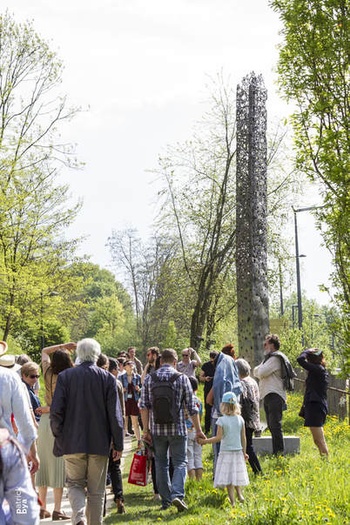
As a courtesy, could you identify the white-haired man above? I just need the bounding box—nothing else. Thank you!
[50,338,124,525]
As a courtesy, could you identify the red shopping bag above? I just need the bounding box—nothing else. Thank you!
[128,451,148,486]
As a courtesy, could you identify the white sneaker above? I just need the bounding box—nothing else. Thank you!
[172,498,188,512]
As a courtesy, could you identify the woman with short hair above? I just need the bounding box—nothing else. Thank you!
[21,362,41,424]
[235,358,262,474]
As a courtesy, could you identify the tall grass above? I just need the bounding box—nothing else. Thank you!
[105,392,350,524]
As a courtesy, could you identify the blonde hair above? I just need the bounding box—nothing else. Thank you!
[220,401,241,416]
[21,362,40,377]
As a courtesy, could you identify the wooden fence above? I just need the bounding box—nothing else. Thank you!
[294,367,349,423]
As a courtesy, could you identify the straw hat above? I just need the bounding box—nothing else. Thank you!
[0,353,22,372]
[0,341,8,356]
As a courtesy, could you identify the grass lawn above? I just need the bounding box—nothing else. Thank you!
[104,392,350,524]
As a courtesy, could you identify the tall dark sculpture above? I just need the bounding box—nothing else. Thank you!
[236,73,269,366]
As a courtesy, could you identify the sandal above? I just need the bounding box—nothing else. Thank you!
[40,508,51,519]
[52,510,70,521]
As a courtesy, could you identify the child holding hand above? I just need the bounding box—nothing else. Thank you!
[198,391,249,506]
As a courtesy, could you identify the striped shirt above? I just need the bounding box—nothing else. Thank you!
[140,364,199,437]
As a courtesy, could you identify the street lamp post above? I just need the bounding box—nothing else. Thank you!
[292,304,298,328]
[293,208,304,331]
[292,205,323,341]
[278,259,284,317]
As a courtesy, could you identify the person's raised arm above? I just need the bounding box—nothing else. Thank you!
[190,348,202,367]
[42,342,77,365]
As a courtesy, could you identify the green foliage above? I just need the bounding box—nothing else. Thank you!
[155,77,238,350]
[0,11,82,342]
[270,0,350,371]
[270,293,343,370]
[66,262,137,352]
[160,321,178,350]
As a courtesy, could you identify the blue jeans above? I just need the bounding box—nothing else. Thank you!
[152,435,187,506]
[0,437,40,525]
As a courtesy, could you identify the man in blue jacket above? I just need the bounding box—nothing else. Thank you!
[50,338,124,525]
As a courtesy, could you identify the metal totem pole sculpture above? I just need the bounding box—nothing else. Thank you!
[236,72,269,366]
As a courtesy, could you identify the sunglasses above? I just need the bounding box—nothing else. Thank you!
[182,354,189,357]
[29,375,40,379]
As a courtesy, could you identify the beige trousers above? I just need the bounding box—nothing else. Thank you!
[64,453,108,525]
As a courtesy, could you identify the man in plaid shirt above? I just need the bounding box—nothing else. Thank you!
[140,348,205,512]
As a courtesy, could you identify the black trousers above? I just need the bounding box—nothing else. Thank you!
[204,402,212,434]
[108,448,123,501]
[245,426,262,474]
[264,393,285,455]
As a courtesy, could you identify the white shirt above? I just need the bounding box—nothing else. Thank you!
[253,354,286,401]
[0,366,37,453]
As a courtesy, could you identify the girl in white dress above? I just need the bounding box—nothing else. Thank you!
[199,391,249,506]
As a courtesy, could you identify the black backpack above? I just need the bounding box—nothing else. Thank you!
[150,371,182,424]
[272,351,297,392]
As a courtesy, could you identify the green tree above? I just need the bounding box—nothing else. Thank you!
[108,229,181,349]
[155,79,238,350]
[270,0,350,371]
[0,12,81,341]
[155,77,302,351]
[67,262,136,352]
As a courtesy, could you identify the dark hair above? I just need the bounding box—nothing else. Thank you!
[221,343,235,358]
[96,353,109,368]
[155,355,162,370]
[117,351,128,358]
[189,376,198,392]
[307,349,326,367]
[209,350,218,359]
[51,350,74,375]
[160,348,178,364]
[147,346,160,357]
[108,357,118,373]
[265,333,280,350]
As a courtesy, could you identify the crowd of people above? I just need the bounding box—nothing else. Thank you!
[0,333,329,524]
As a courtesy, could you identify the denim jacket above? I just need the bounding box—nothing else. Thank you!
[212,353,242,414]
[120,372,142,402]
